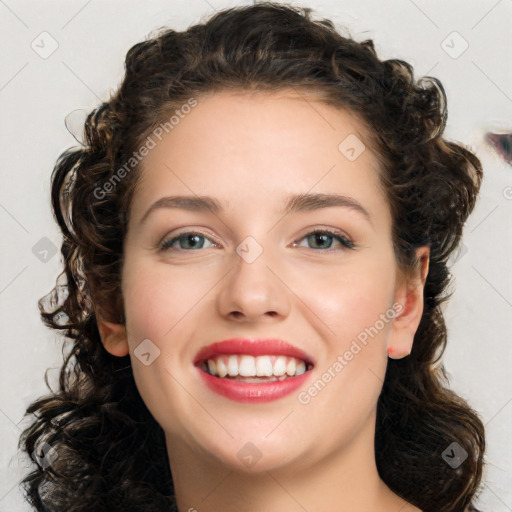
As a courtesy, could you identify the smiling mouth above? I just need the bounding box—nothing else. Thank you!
[198,354,314,383]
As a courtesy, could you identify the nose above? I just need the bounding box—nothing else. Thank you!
[216,245,291,323]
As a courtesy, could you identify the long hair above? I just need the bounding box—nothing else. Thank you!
[19,3,485,511]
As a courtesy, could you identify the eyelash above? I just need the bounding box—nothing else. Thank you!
[158,229,356,253]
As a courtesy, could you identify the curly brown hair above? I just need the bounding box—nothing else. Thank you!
[19,3,485,511]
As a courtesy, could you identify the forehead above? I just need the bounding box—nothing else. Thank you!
[164,88,374,154]
[131,89,387,220]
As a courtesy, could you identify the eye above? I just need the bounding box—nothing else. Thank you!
[294,229,355,251]
[159,232,217,251]
[158,229,355,253]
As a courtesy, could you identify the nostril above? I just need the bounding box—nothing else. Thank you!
[228,310,278,320]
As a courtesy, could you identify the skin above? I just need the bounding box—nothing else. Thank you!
[98,89,429,512]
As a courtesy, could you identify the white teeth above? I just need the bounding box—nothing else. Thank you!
[273,356,287,376]
[286,358,296,376]
[207,359,217,376]
[227,355,238,376]
[204,355,309,378]
[295,360,306,375]
[256,355,273,377]
[239,355,256,377]
[217,357,228,378]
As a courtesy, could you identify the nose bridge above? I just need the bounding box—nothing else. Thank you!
[216,234,290,320]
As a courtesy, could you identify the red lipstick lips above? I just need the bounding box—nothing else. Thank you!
[194,338,314,403]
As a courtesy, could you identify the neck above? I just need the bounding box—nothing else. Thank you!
[165,414,419,512]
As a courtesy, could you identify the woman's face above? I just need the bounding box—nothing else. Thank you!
[109,90,425,474]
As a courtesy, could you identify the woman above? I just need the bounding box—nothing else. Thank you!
[19,3,485,511]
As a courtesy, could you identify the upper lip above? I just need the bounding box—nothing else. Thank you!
[194,338,315,366]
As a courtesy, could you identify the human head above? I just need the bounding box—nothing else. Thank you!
[20,3,484,512]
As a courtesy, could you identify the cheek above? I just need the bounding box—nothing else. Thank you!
[298,253,397,343]
[122,258,213,341]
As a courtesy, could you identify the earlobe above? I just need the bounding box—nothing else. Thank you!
[97,316,129,357]
[388,246,430,360]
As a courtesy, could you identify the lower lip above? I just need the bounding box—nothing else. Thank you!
[197,367,312,403]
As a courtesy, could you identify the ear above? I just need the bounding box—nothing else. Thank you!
[97,313,129,357]
[388,246,430,359]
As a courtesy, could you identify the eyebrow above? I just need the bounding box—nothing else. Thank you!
[139,195,222,225]
[138,192,372,226]
[283,192,372,224]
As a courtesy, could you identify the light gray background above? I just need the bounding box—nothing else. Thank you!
[1,0,511,510]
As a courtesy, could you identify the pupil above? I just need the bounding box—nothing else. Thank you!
[312,234,331,249]
[185,235,201,248]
